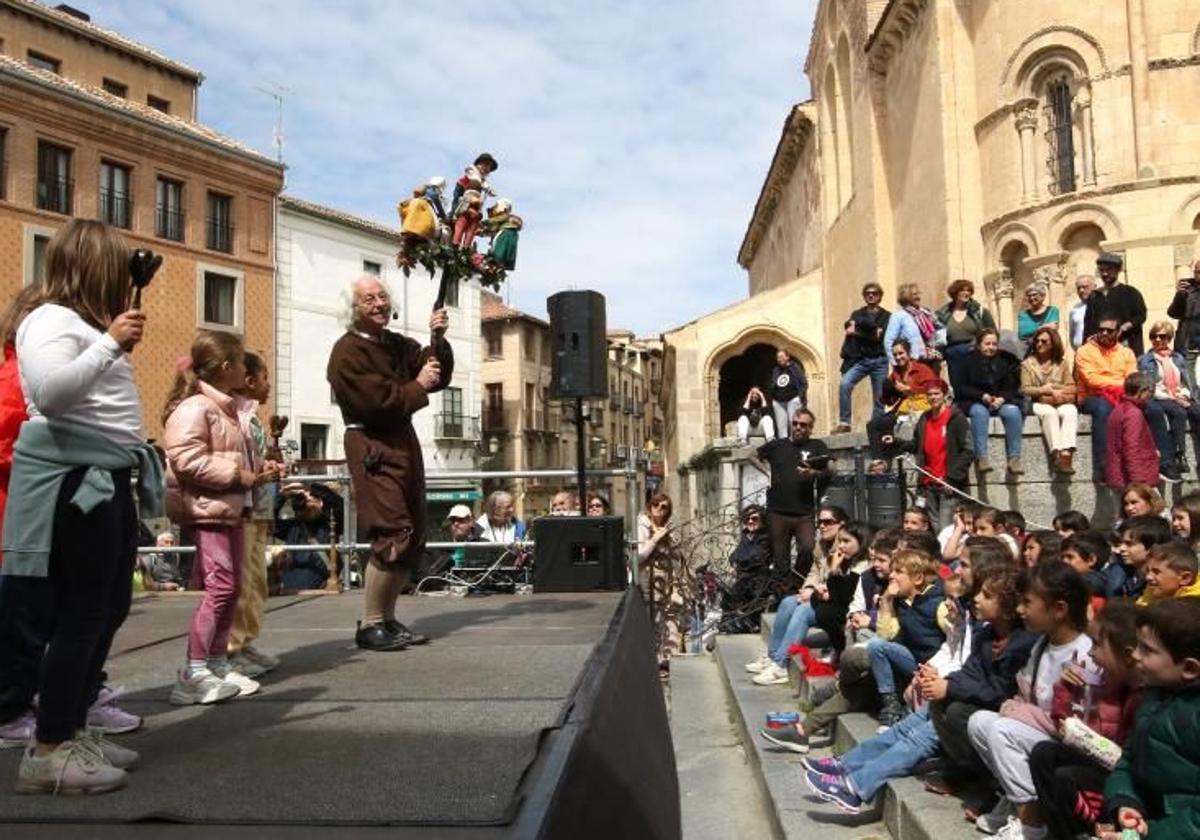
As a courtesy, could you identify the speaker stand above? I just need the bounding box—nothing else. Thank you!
[575,396,588,517]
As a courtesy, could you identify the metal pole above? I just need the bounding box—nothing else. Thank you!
[341,463,355,591]
[625,445,638,587]
[576,396,588,517]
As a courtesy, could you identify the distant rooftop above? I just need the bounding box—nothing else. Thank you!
[482,291,547,327]
[0,54,278,167]
[280,195,402,242]
[7,0,203,81]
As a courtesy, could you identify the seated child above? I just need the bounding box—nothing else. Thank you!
[1138,542,1200,605]
[1102,597,1200,839]
[966,561,1094,835]
[802,557,1035,814]
[938,502,979,560]
[867,549,951,728]
[1112,515,1172,601]
[758,528,899,753]
[1053,510,1090,540]
[1061,530,1112,609]
[1027,600,1142,840]
[1021,531,1062,568]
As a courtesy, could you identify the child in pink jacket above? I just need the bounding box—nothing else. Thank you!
[162,332,273,706]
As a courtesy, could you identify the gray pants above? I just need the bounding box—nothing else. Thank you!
[772,397,802,439]
[967,709,1053,804]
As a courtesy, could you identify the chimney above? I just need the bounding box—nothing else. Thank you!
[54,4,91,22]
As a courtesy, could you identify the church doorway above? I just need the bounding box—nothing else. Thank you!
[717,342,780,436]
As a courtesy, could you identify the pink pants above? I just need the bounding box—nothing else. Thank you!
[186,525,244,662]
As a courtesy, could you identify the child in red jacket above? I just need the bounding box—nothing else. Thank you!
[1105,373,1160,490]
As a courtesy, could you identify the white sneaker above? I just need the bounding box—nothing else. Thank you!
[169,669,239,706]
[994,817,1041,840]
[15,740,127,795]
[241,645,280,672]
[77,728,139,770]
[211,663,260,697]
[752,662,790,686]
[977,798,1015,835]
[744,654,772,674]
[227,652,267,678]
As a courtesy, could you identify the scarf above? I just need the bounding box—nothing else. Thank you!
[907,305,937,342]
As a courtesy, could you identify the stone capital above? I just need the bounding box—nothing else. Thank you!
[989,269,1016,300]
[1073,86,1092,109]
[1013,98,1040,132]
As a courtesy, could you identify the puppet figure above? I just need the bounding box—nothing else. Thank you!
[451,153,498,213]
[489,214,522,271]
[452,190,483,250]
[423,176,448,229]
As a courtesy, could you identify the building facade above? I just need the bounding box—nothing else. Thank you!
[277,195,483,524]
[663,0,1200,514]
[0,0,284,439]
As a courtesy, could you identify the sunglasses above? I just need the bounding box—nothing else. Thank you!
[1151,333,1170,340]
[817,518,839,526]
[1097,327,1119,334]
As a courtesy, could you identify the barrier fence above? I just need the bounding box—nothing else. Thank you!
[138,458,647,591]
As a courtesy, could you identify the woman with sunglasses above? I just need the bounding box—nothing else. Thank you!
[636,493,690,665]
[725,505,772,633]
[1137,320,1200,482]
[1020,325,1077,474]
[586,494,610,516]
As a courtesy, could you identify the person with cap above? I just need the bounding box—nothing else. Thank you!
[1076,314,1138,481]
[1069,275,1095,350]
[444,504,483,568]
[834,282,891,434]
[1084,252,1147,356]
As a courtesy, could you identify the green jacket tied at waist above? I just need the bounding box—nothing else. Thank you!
[2,420,164,577]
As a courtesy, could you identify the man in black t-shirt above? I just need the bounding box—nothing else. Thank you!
[748,409,833,584]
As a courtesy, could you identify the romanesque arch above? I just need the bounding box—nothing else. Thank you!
[1047,203,1123,248]
[1001,27,1108,97]
[987,221,1040,266]
[704,326,824,439]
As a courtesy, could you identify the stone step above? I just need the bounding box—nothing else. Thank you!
[716,632,980,840]
[669,655,777,840]
[713,634,889,840]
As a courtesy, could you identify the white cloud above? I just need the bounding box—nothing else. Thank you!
[87,0,815,333]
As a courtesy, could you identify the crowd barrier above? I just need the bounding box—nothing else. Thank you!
[137,461,647,590]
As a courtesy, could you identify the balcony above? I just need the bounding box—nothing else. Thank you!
[37,176,72,215]
[482,407,507,432]
[634,404,644,418]
[434,414,480,441]
[99,189,131,229]
[650,376,662,396]
[157,206,185,242]
[622,396,635,415]
[206,217,234,253]
[609,394,620,410]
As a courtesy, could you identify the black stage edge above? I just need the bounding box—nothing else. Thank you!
[512,588,681,840]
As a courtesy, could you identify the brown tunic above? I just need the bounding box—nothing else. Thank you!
[326,330,454,569]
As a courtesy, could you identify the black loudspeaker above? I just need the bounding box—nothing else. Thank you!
[533,515,627,592]
[548,290,608,399]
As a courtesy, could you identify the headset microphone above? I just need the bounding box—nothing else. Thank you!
[391,310,398,320]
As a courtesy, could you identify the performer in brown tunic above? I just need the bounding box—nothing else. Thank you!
[327,275,453,651]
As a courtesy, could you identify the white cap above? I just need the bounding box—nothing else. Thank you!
[446,504,473,521]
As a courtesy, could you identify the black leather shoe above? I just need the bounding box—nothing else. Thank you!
[384,619,429,646]
[356,622,409,651]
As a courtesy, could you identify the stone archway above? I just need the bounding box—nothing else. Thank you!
[704,327,826,439]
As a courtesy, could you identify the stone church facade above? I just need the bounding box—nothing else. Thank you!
[662,0,1200,509]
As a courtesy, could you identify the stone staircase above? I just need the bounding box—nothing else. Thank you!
[706,613,980,840]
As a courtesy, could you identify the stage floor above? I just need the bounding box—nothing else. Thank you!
[0,590,624,837]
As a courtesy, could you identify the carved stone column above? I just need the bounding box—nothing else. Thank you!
[987,269,1017,331]
[1014,99,1040,203]
[1074,86,1095,186]
[1033,257,1071,341]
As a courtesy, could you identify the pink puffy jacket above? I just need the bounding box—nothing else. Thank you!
[163,380,257,526]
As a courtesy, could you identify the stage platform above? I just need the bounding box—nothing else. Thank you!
[0,589,675,839]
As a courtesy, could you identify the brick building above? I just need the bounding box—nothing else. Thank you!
[0,0,284,439]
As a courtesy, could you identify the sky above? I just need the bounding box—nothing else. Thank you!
[86,1,816,335]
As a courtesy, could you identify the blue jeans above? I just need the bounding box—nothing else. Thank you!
[944,343,973,397]
[839,357,888,425]
[967,402,1023,459]
[867,637,918,695]
[1145,399,1200,466]
[1080,396,1114,475]
[767,596,817,666]
[842,706,940,800]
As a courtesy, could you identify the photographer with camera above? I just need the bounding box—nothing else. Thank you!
[1166,260,1200,392]
[273,482,343,592]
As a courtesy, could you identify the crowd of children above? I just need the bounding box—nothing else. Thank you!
[749,497,1200,840]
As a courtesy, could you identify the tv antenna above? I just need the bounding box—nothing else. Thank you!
[256,82,294,164]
